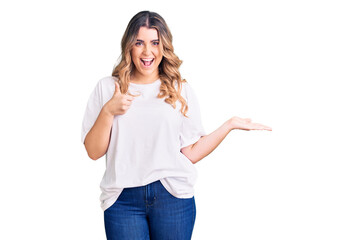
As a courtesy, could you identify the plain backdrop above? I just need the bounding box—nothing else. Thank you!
[0,0,358,239]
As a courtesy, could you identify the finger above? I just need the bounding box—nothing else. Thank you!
[264,125,272,131]
[123,100,132,106]
[253,123,272,131]
[249,123,264,130]
[259,124,272,130]
[114,81,120,94]
[124,94,135,101]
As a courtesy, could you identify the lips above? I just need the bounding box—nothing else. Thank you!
[140,58,154,67]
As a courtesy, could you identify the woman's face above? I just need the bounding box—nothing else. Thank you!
[130,27,163,79]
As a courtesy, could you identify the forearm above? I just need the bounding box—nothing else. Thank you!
[84,104,114,160]
[190,120,233,164]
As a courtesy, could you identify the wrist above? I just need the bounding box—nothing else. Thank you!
[103,103,114,117]
[224,118,234,132]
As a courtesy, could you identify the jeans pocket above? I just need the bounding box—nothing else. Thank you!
[158,179,194,200]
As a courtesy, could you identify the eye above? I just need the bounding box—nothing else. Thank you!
[135,42,143,46]
[153,42,159,46]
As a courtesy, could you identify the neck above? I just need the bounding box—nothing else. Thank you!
[130,72,160,84]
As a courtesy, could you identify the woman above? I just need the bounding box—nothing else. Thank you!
[81,10,272,240]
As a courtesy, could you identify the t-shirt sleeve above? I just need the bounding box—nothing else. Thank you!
[81,80,103,144]
[179,83,207,149]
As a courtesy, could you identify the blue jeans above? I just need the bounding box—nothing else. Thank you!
[104,179,196,240]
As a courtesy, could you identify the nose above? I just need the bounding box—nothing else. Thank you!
[143,44,152,55]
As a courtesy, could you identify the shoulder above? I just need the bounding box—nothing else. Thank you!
[90,76,117,103]
[178,80,192,93]
[179,80,197,98]
[96,76,117,87]
[93,76,117,93]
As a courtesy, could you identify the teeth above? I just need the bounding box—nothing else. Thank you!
[141,58,154,62]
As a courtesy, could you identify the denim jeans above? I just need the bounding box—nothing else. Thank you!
[104,179,196,240]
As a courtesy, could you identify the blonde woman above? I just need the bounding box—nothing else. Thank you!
[81,10,272,240]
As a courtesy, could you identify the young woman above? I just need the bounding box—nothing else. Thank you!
[81,10,272,240]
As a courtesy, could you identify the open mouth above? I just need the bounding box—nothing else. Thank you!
[140,58,154,67]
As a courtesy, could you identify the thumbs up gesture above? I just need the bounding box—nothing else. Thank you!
[104,81,135,116]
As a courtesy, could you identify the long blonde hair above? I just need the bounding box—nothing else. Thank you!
[112,10,189,117]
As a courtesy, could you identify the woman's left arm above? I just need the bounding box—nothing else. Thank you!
[181,116,272,164]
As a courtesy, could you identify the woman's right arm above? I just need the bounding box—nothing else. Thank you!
[84,104,114,160]
[84,81,134,160]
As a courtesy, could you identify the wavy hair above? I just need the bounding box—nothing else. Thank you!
[111,10,189,117]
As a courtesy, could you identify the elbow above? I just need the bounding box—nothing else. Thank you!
[187,149,201,164]
[181,145,200,164]
[186,155,197,164]
[86,149,105,161]
[184,153,200,164]
[188,152,204,164]
[88,153,100,161]
[190,157,200,164]
[84,142,104,161]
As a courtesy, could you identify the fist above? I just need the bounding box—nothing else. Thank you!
[105,81,135,116]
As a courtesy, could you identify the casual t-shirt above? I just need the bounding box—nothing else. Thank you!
[81,76,206,211]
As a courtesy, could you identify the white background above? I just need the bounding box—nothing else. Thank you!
[1,0,358,239]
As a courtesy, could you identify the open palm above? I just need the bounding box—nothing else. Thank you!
[229,116,272,131]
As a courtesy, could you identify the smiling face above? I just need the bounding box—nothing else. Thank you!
[130,27,163,82]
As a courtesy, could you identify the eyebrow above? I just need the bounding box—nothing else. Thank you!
[136,39,159,42]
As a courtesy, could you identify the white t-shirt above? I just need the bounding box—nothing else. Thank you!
[81,76,206,211]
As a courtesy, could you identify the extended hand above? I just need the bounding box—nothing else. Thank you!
[229,116,272,131]
[104,80,135,116]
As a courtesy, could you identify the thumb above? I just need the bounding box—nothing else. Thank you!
[114,81,120,94]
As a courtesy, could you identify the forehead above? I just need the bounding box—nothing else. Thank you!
[136,27,159,40]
